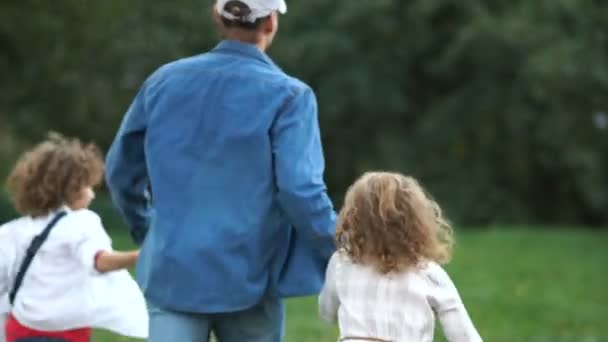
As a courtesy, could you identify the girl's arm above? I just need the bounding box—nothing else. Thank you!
[71,210,137,273]
[438,308,481,342]
[94,250,139,273]
[425,263,483,342]
[318,253,340,323]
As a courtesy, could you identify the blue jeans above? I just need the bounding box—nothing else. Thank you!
[148,297,285,342]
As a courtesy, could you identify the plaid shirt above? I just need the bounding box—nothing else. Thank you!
[319,252,482,342]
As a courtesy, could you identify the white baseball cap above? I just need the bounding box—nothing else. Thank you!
[216,0,287,23]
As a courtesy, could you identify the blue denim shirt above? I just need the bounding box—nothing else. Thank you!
[105,40,337,313]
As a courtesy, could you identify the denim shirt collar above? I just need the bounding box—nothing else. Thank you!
[212,40,280,70]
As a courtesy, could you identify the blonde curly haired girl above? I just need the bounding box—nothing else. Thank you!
[319,172,482,342]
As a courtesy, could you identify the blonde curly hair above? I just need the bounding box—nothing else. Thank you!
[336,172,453,274]
[6,133,104,217]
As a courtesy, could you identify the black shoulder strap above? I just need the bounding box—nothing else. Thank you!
[9,211,67,305]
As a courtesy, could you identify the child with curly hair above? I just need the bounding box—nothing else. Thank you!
[0,134,147,342]
[319,172,482,342]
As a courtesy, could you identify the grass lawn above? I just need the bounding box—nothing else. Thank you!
[92,226,608,342]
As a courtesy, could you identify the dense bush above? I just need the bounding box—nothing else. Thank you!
[1,0,606,226]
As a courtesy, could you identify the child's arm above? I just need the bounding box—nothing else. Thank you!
[71,210,137,274]
[426,263,482,342]
[94,250,139,273]
[318,252,340,323]
[438,307,481,342]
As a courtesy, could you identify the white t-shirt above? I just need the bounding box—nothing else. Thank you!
[0,312,6,342]
[0,208,148,338]
[0,294,8,315]
[0,295,7,342]
[319,252,482,342]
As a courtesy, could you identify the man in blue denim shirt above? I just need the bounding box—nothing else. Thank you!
[105,0,336,341]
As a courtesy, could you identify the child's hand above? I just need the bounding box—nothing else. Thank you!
[94,250,139,273]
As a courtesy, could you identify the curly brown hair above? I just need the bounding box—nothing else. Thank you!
[336,172,453,274]
[6,133,104,217]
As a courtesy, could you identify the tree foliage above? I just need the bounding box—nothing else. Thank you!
[1,0,607,226]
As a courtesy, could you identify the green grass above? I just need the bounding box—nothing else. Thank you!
[93,227,608,342]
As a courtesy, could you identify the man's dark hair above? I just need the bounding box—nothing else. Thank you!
[220,0,270,30]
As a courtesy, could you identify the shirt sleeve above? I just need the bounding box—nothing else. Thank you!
[105,84,151,246]
[425,263,483,342]
[270,85,337,260]
[71,211,113,272]
[318,252,340,323]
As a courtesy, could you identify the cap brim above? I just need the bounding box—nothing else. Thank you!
[278,0,287,14]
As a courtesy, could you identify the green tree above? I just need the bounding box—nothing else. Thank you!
[1,0,606,225]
